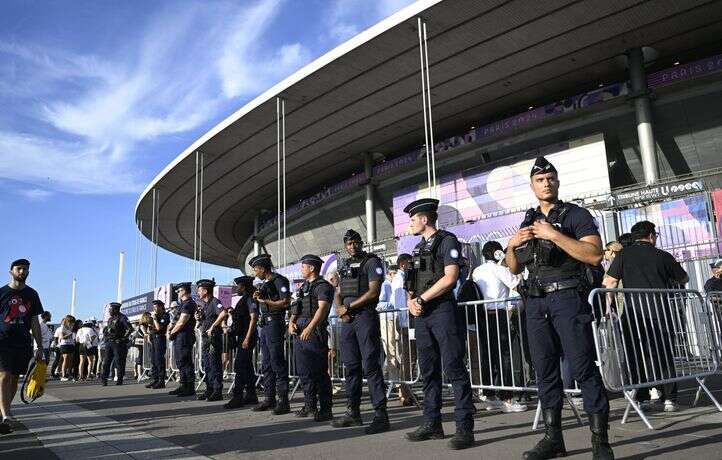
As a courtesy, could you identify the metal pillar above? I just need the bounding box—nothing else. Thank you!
[117,252,125,303]
[70,278,77,317]
[627,47,658,185]
[364,152,376,245]
[253,214,262,257]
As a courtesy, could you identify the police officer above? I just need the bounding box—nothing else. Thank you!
[145,300,170,389]
[288,254,335,422]
[168,282,197,397]
[332,229,389,434]
[506,157,613,460]
[101,302,133,386]
[250,254,292,415]
[196,279,225,401]
[223,276,260,409]
[401,199,474,450]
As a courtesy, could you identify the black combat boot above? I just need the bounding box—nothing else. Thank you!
[152,381,165,389]
[176,384,196,397]
[253,398,276,412]
[145,380,158,389]
[406,420,445,442]
[448,426,474,450]
[101,379,108,387]
[523,409,567,460]
[590,412,614,460]
[364,410,390,434]
[168,384,183,395]
[331,406,363,428]
[243,391,259,405]
[272,396,291,415]
[314,406,333,422]
[224,395,245,409]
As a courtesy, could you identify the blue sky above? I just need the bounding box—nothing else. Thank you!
[0,0,415,321]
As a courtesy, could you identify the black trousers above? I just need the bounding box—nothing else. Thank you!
[102,341,128,383]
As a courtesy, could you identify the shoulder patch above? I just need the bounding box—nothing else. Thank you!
[280,286,288,293]
[450,248,459,259]
[375,267,384,275]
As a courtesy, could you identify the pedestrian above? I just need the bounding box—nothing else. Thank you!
[54,315,76,381]
[224,276,260,409]
[167,283,197,397]
[402,199,475,450]
[506,157,612,460]
[288,254,335,422]
[133,313,150,380]
[0,259,44,434]
[76,320,99,381]
[37,311,53,363]
[196,279,225,401]
[332,229,389,434]
[145,300,170,389]
[100,302,133,386]
[392,254,414,404]
[250,254,292,415]
[603,220,689,412]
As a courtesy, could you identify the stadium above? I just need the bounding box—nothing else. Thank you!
[134,0,722,292]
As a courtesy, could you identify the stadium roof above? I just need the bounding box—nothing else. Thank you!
[136,0,722,268]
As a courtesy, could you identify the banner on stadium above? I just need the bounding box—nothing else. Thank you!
[120,291,154,318]
[392,134,610,237]
[608,179,705,207]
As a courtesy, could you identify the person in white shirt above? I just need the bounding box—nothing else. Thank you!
[391,254,414,405]
[76,321,99,380]
[54,315,76,381]
[470,241,527,413]
[36,311,53,362]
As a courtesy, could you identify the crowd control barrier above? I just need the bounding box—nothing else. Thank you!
[589,288,722,430]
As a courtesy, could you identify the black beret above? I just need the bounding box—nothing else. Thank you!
[196,279,216,289]
[233,275,254,286]
[530,156,557,177]
[300,254,323,267]
[343,229,362,243]
[10,258,30,269]
[174,282,191,291]
[109,302,121,308]
[249,254,272,268]
[152,300,165,307]
[403,198,439,216]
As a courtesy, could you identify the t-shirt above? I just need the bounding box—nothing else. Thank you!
[54,326,75,346]
[704,276,722,293]
[606,242,687,289]
[0,284,44,349]
[76,326,99,347]
[472,261,519,309]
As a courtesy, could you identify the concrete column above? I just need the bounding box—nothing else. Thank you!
[627,47,658,185]
[364,153,376,245]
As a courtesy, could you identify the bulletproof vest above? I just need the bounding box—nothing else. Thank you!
[339,253,379,298]
[295,278,332,319]
[406,230,456,301]
[232,292,253,323]
[519,201,585,282]
[106,314,128,341]
[258,273,288,316]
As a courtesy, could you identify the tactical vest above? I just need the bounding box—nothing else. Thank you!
[106,314,129,342]
[296,278,332,319]
[258,273,288,316]
[407,230,456,301]
[339,253,379,298]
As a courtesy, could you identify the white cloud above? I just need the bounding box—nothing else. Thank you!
[17,188,53,201]
[324,0,416,41]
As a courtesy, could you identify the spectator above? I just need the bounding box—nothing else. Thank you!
[37,311,53,362]
[133,313,151,379]
[618,233,634,248]
[325,271,341,394]
[392,254,414,404]
[604,220,689,412]
[470,241,526,413]
[54,315,76,381]
[704,259,722,293]
[71,319,83,380]
[76,320,99,380]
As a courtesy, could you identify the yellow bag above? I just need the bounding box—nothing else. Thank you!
[21,359,47,404]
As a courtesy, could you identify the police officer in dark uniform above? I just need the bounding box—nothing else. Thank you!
[168,282,197,397]
[250,254,292,415]
[196,279,225,401]
[145,300,171,389]
[331,229,389,434]
[224,276,260,409]
[402,199,474,450]
[101,302,133,386]
[506,157,613,460]
[288,254,335,422]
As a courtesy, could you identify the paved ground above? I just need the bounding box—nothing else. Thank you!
[2,376,722,459]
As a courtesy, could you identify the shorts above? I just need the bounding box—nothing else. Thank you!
[0,347,32,375]
[79,345,98,356]
[60,345,75,354]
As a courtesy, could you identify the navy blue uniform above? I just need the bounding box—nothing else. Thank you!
[412,232,474,430]
[102,313,132,384]
[522,202,608,414]
[258,273,291,401]
[294,278,335,412]
[231,294,258,397]
[151,311,170,383]
[173,298,197,387]
[198,297,224,395]
[339,253,387,413]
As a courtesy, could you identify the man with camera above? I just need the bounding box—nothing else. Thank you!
[506,157,613,460]
[250,254,292,415]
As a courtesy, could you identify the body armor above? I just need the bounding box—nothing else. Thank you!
[405,229,456,302]
[339,253,379,298]
[292,278,333,319]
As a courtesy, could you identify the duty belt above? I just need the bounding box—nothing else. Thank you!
[540,279,580,293]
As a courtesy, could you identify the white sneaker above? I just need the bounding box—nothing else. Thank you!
[60,377,69,382]
[650,388,661,400]
[501,401,528,413]
[485,397,505,411]
[663,400,679,412]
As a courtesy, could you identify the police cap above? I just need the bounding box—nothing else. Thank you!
[109,302,121,309]
[249,254,272,269]
[403,198,439,217]
[174,282,192,292]
[530,156,557,177]
[300,254,323,269]
[10,258,30,269]
[196,279,215,289]
[343,229,362,243]
[710,259,722,269]
[152,300,165,307]
[233,275,254,286]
